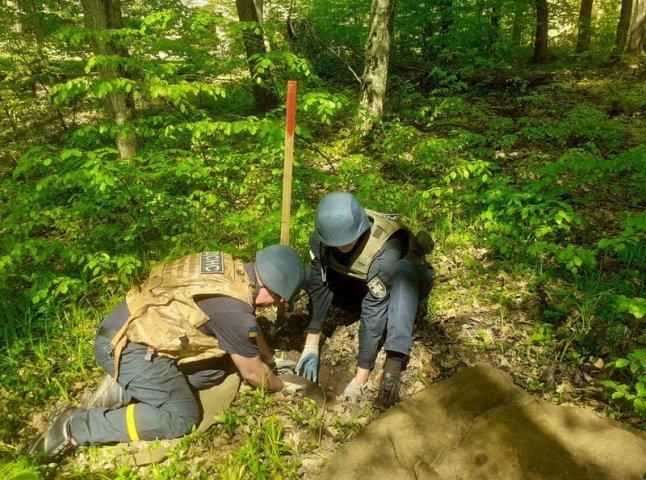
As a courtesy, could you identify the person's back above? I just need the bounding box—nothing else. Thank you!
[30,245,306,463]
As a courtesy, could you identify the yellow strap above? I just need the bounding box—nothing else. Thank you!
[126,404,140,441]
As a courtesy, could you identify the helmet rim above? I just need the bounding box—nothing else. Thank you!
[315,192,371,247]
[255,245,305,302]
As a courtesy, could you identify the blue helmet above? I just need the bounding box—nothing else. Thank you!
[255,245,305,302]
[315,192,371,247]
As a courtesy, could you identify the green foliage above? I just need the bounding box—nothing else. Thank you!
[290,1,368,81]
[614,296,646,321]
[215,390,300,479]
[601,349,646,417]
[531,323,554,346]
[1,0,645,471]
[380,67,644,387]
[288,397,324,437]
[224,417,296,479]
[598,211,646,265]
[2,84,350,311]
[0,456,43,480]
[0,303,100,443]
[300,90,350,126]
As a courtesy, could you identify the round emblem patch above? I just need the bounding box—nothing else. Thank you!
[367,276,387,298]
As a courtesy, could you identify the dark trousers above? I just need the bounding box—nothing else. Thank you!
[69,306,226,446]
[307,259,434,369]
[374,259,434,355]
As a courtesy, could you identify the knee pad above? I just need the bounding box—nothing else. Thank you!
[390,259,419,287]
[166,399,201,437]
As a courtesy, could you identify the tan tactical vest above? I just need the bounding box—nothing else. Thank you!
[322,209,414,280]
[110,252,255,379]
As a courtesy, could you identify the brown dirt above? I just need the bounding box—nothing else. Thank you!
[255,246,635,477]
[51,247,638,478]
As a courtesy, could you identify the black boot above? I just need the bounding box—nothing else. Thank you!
[28,405,76,462]
[85,374,124,409]
[376,352,405,409]
[414,231,435,256]
[376,371,401,409]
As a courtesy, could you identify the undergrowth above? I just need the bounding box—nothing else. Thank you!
[0,66,644,478]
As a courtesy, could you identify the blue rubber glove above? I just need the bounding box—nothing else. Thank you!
[296,345,319,382]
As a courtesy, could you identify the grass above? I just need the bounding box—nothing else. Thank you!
[0,64,644,478]
[213,389,302,479]
[0,303,101,448]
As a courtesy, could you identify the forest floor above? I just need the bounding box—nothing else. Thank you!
[46,245,637,479]
[259,245,623,478]
[7,64,645,478]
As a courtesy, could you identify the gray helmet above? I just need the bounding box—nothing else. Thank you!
[255,245,305,302]
[315,192,371,247]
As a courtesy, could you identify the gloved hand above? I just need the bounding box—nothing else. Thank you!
[296,344,319,382]
[340,378,365,403]
[268,355,297,375]
[282,380,306,394]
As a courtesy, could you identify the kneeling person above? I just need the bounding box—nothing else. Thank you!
[30,245,305,461]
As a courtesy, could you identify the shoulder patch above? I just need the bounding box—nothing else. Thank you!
[200,252,224,274]
[248,325,258,338]
[367,276,388,299]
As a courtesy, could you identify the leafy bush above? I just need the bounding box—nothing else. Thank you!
[601,349,646,417]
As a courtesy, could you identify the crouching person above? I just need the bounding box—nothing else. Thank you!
[30,245,305,462]
[296,193,434,409]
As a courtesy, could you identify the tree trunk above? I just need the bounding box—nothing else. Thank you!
[236,0,279,113]
[575,0,594,53]
[81,0,138,159]
[532,0,549,62]
[611,0,633,59]
[628,0,646,53]
[17,0,44,48]
[488,6,501,52]
[439,0,453,36]
[511,8,523,45]
[422,0,452,59]
[254,0,263,26]
[357,0,397,136]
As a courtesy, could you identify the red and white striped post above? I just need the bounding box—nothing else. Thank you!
[280,80,297,246]
[277,81,297,321]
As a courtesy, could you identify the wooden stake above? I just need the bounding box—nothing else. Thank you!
[278,81,297,321]
[280,80,297,245]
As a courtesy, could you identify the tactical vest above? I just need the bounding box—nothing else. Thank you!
[110,252,255,380]
[321,209,414,280]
